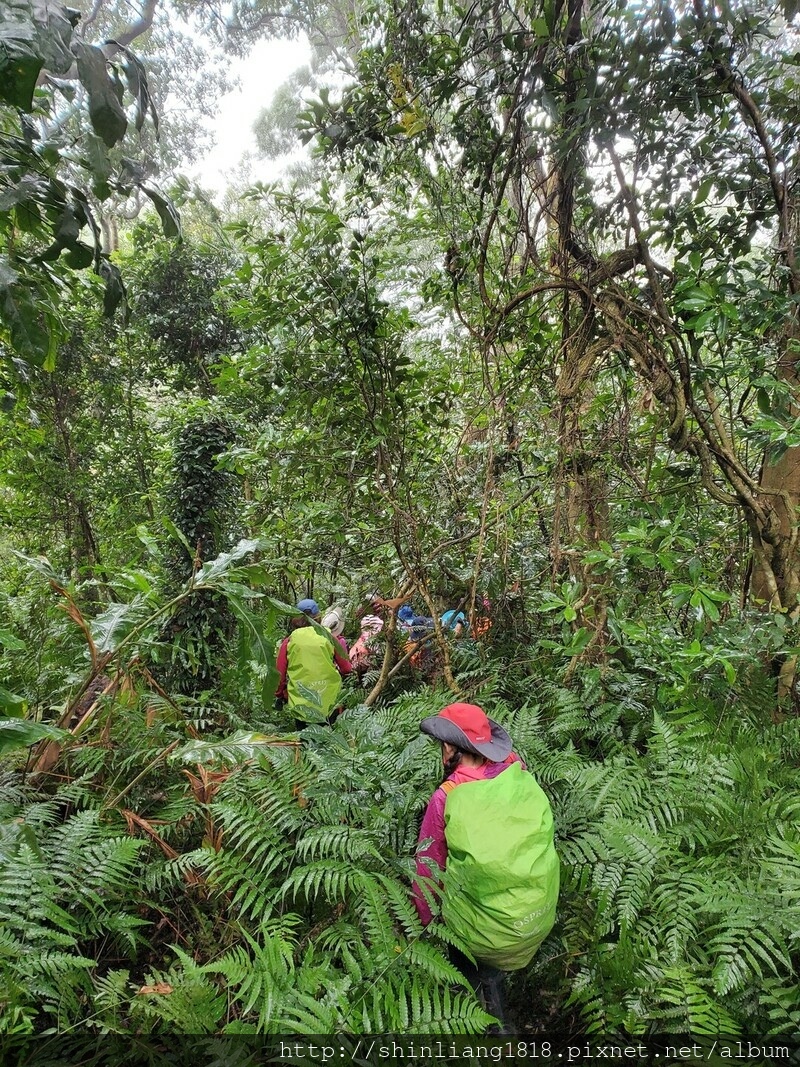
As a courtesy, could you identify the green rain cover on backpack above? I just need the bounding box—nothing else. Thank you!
[441,761,559,970]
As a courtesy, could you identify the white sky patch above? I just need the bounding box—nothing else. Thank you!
[190,34,312,195]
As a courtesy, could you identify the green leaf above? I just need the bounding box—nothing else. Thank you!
[193,539,261,586]
[695,177,713,205]
[118,47,157,135]
[0,254,18,288]
[171,731,287,766]
[265,595,307,616]
[10,549,59,582]
[0,685,26,716]
[14,198,42,232]
[92,600,150,654]
[565,628,591,655]
[96,257,126,318]
[699,592,720,621]
[0,49,41,110]
[685,308,716,332]
[0,628,25,651]
[161,516,193,556]
[64,241,94,269]
[541,89,559,121]
[74,42,128,148]
[0,718,68,758]
[141,186,181,239]
[1,285,54,367]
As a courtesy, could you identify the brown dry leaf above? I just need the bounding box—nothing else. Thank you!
[137,982,173,995]
[121,809,179,860]
[50,581,98,669]
[182,765,231,805]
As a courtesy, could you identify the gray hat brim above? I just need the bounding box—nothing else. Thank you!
[420,714,512,762]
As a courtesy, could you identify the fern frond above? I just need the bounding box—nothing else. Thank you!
[130,947,227,1034]
[214,920,306,1027]
[295,825,383,865]
[275,988,342,1033]
[0,843,79,946]
[708,918,791,995]
[69,836,146,902]
[654,966,742,1035]
[87,968,133,1034]
[200,848,281,926]
[280,860,366,905]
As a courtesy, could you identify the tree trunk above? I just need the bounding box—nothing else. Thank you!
[50,381,110,597]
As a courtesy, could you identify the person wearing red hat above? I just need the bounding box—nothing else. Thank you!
[413,702,559,1031]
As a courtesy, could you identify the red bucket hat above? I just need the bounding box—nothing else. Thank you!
[420,702,512,762]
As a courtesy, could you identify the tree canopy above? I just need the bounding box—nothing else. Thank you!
[2,0,800,1042]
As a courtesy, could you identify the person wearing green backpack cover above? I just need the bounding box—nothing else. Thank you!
[412,703,559,1031]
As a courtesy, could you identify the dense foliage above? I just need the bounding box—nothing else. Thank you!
[2,0,800,1042]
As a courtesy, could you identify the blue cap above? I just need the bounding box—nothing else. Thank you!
[398,604,414,623]
[297,598,320,616]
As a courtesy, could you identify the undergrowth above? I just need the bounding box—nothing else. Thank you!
[1,651,799,1035]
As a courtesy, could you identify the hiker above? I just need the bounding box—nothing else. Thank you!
[322,607,349,654]
[441,607,468,638]
[349,614,384,681]
[362,590,413,620]
[398,604,434,640]
[412,703,559,1031]
[275,599,352,728]
[397,603,435,671]
[471,595,492,640]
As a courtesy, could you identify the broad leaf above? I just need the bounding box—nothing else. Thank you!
[97,257,126,318]
[0,628,25,651]
[0,49,41,110]
[64,241,94,269]
[1,285,55,367]
[117,46,157,135]
[171,731,293,766]
[92,598,153,654]
[161,516,193,556]
[73,41,127,148]
[0,686,26,716]
[229,596,279,706]
[0,254,18,287]
[141,186,181,239]
[193,539,261,586]
[31,0,76,75]
[0,717,68,758]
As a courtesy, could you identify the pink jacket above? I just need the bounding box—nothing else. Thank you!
[412,753,524,925]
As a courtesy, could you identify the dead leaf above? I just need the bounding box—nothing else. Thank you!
[137,982,173,995]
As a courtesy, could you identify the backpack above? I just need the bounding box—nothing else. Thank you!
[440,761,559,971]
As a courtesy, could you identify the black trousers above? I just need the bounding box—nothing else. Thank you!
[449,946,509,1033]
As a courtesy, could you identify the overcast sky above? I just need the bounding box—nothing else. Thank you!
[189,35,311,195]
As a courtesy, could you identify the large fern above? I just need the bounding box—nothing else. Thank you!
[540,662,800,1034]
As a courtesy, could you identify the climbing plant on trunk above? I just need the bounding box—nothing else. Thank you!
[160,411,239,695]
